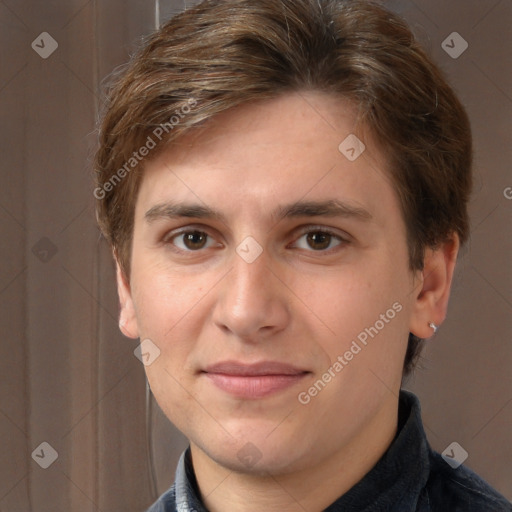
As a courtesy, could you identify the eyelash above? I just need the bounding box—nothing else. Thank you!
[163,225,349,255]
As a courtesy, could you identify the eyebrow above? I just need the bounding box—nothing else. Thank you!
[145,203,225,222]
[275,199,372,221]
[144,199,372,223]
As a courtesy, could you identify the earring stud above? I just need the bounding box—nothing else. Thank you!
[428,322,438,334]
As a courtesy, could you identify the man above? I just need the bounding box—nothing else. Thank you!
[94,0,512,510]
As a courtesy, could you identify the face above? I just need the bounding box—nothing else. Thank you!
[118,92,430,476]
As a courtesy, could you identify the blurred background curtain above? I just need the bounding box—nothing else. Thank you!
[0,0,510,510]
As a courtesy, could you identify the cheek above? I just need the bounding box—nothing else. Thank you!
[132,268,209,427]
[292,259,411,368]
[294,264,397,329]
[130,259,210,344]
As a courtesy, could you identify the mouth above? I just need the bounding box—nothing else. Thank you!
[201,360,310,399]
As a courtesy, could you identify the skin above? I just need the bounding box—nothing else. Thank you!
[116,91,459,512]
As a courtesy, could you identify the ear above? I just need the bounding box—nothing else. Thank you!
[115,257,139,339]
[409,234,460,338]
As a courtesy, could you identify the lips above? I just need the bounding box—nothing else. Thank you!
[203,360,308,376]
[202,360,310,398]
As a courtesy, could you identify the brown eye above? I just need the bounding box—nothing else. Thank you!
[182,231,208,250]
[169,230,214,251]
[293,230,344,252]
[306,232,333,250]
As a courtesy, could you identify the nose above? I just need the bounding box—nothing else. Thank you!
[212,247,291,342]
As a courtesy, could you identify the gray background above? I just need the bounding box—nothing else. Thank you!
[0,0,510,510]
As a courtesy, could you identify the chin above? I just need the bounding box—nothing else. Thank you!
[196,426,314,476]
[214,447,303,476]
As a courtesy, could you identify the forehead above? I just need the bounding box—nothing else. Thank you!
[155,92,365,168]
[135,91,396,223]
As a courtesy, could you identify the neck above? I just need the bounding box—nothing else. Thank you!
[190,394,399,512]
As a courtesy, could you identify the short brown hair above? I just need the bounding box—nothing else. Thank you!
[94,0,472,375]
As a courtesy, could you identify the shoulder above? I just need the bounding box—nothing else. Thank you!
[426,450,512,511]
[145,485,177,512]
